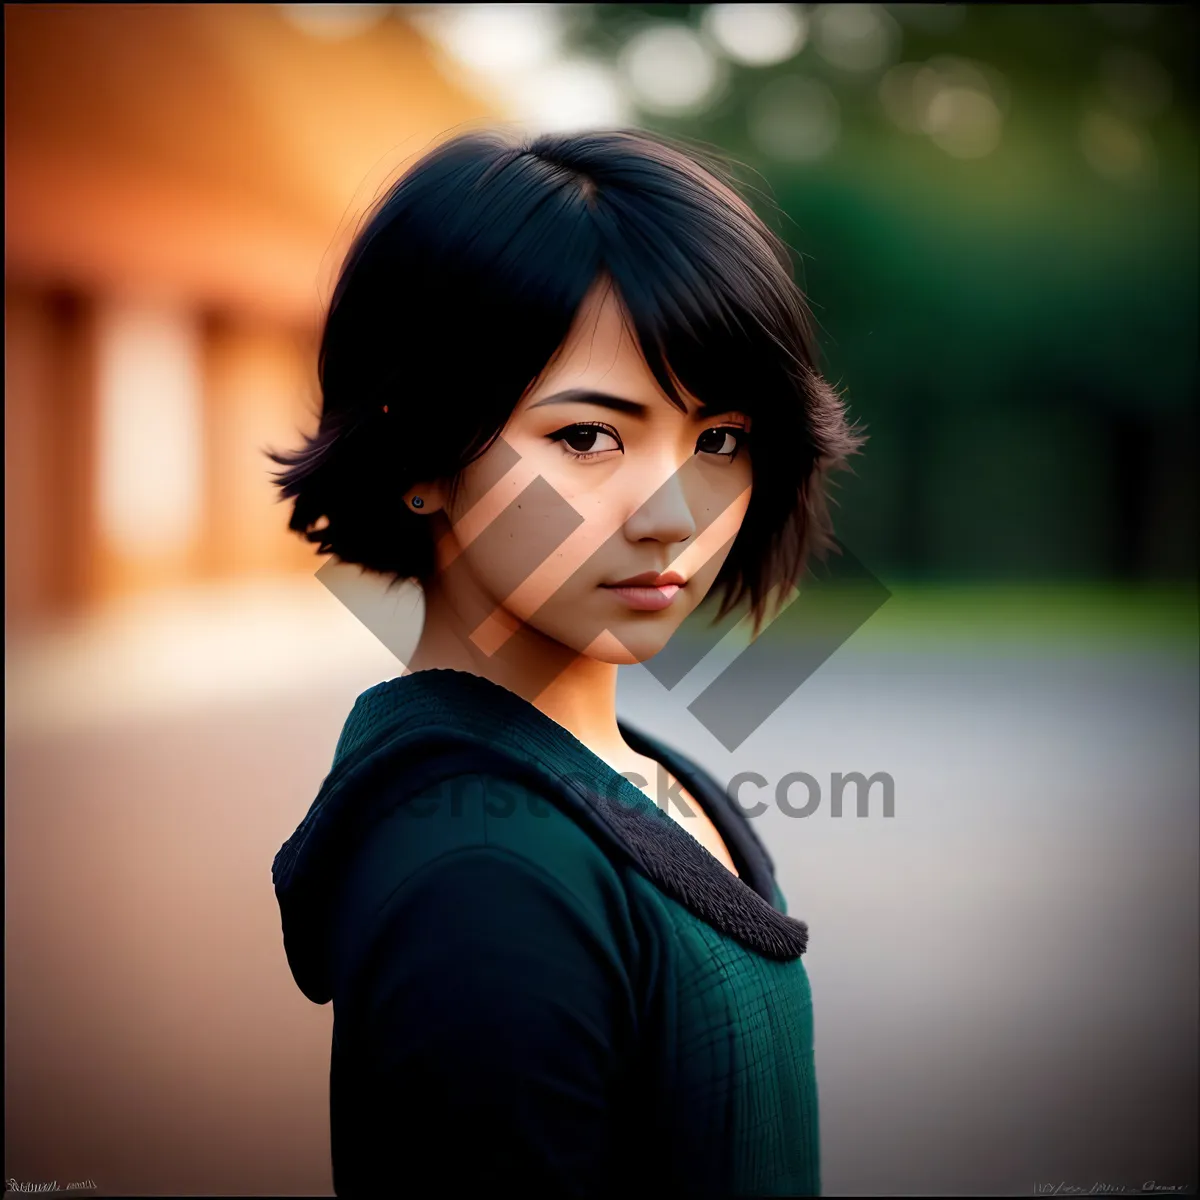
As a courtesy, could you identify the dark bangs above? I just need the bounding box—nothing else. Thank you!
[266,124,864,636]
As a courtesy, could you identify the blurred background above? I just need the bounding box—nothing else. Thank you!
[5,4,1196,1196]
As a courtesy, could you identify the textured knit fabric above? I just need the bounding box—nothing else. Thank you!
[273,668,819,1197]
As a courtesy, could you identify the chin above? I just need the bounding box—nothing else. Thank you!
[581,626,676,665]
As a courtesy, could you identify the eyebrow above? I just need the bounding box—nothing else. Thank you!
[528,388,739,421]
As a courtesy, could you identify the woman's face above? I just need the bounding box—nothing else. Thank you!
[423,278,753,666]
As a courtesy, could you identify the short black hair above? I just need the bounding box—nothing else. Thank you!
[266,124,865,637]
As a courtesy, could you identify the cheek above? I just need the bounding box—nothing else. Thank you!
[498,490,624,618]
[456,496,594,610]
[449,472,618,629]
[444,437,587,588]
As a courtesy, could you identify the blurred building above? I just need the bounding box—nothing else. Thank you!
[4,3,500,634]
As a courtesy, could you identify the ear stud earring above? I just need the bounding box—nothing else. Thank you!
[411,496,424,509]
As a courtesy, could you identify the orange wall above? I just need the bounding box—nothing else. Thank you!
[4,3,498,627]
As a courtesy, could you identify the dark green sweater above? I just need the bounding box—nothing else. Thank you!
[273,668,819,1197]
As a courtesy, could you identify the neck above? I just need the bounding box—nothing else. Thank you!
[403,578,632,764]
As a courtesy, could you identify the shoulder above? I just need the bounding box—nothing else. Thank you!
[375,769,633,904]
[331,769,644,996]
[335,839,644,1068]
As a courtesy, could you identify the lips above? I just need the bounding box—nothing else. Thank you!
[604,570,687,588]
[600,582,682,611]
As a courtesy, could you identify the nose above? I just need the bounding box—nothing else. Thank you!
[621,453,698,545]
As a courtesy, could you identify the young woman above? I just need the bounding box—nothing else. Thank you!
[270,125,862,1198]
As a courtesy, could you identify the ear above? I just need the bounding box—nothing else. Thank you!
[402,481,448,516]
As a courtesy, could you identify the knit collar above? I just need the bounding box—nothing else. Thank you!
[277,668,808,966]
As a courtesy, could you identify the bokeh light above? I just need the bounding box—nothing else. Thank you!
[924,85,1003,159]
[1080,107,1156,184]
[276,3,391,41]
[406,3,566,76]
[812,3,901,74]
[748,73,841,162]
[879,54,1008,158]
[511,56,631,133]
[702,3,809,68]
[924,54,1010,115]
[878,60,944,134]
[617,21,728,117]
[403,5,623,135]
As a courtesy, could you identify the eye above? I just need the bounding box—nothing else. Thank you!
[696,425,750,460]
[548,422,623,461]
